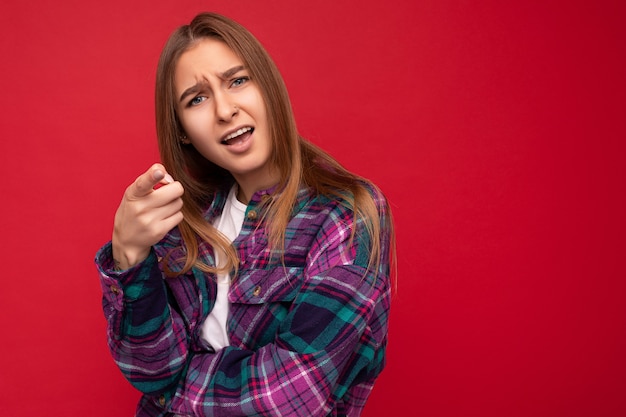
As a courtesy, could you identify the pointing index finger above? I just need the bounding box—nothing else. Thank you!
[132,164,174,197]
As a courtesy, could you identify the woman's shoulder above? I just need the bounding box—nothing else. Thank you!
[292,180,388,228]
[311,178,388,208]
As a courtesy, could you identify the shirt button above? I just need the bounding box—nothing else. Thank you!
[261,194,271,202]
[253,285,262,297]
[247,210,258,220]
[110,285,121,295]
[158,395,166,406]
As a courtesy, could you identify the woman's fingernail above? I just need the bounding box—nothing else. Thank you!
[163,174,174,184]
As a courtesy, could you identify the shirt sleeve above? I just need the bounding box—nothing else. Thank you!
[151,188,393,416]
[95,242,191,395]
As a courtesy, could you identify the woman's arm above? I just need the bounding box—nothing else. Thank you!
[96,243,192,395]
[96,163,188,393]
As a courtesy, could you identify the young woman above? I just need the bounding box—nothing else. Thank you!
[96,12,395,417]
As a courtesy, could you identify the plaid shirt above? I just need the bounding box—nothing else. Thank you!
[95,184,392,417]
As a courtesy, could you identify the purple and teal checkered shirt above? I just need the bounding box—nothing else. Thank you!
[95,184,392,416]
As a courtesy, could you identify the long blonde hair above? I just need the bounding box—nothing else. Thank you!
[155,12,395,278]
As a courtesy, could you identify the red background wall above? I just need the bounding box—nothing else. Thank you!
[1,1,625,415]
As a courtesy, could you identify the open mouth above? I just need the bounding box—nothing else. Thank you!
[221,127,254,145]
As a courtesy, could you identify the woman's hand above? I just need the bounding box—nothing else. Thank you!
[111,163,184,270]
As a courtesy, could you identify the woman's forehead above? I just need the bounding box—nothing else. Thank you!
[178,39,243,71]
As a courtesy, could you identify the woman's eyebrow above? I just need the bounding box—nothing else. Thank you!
[179,82,207,103]
[220,65,246,79]
[179,66,247,103]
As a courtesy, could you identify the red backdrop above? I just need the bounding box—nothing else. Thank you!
[1,1,625,416]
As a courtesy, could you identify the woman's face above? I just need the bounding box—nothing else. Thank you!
[174,38,276,197]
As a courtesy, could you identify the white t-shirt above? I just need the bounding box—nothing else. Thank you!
[200,186,246,350]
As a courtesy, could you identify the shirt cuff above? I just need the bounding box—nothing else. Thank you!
[95,241,160,311]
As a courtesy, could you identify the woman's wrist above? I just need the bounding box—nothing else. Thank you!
[111,240,150,271]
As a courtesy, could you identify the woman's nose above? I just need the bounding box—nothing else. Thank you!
[214,92,238,122]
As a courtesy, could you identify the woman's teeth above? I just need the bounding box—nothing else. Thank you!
[222,127,253,144]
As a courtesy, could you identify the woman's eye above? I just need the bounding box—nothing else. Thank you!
[231,77,249,87]
[189,96,206,106]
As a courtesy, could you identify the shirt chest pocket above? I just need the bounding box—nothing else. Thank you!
[229,266,305,305]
